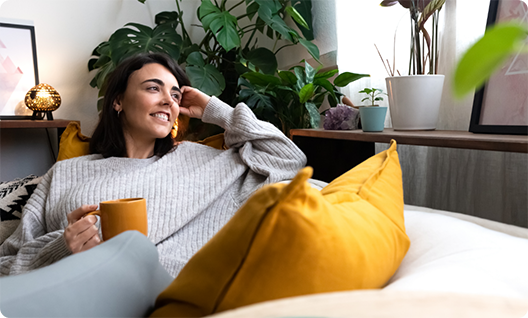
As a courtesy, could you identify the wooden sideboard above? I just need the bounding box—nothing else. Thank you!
[290,128,528,182]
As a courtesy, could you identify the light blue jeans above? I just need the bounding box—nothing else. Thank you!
[0,231,173,317]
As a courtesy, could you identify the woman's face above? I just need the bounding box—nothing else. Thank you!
[115,63,181,143]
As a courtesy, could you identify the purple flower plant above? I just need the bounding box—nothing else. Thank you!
[323,105,360,130]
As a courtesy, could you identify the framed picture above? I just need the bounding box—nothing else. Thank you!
[469,0,528,135]
[0,22,39,119]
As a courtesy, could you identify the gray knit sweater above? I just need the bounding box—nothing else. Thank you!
[0,97,306,277]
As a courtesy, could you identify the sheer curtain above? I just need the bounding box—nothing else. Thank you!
[334,0,528,226]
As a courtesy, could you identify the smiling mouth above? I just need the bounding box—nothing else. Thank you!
[151,113,169,122]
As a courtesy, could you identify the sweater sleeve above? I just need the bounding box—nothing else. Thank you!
[0,172,72,276]
[201,96,307,186]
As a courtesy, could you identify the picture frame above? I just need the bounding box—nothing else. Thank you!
[0,22,39,119]
[469,0,528,135]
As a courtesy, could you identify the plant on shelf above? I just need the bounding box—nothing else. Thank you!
[453,21,528,98]
[379,0,446,75]
[357,88,388,132]
[359,88,386,106]
[88,0,318,111]
[237,60,369,135]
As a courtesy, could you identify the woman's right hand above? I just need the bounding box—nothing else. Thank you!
[64,205,101,254]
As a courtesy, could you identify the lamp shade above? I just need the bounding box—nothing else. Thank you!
[24,83,61,112]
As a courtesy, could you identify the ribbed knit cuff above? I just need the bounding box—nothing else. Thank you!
[45,234,73,261]
[201,96,234,129]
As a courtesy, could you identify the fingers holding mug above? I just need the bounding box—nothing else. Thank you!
[64,204,101,254]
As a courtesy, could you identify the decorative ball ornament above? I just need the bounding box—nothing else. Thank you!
[24,83,61,120]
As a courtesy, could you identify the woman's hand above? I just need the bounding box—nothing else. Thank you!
[178,86,211,119]
[64,205,101,254]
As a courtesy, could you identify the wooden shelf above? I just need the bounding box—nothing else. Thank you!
[290,129,528,153]
[0,119,77,129]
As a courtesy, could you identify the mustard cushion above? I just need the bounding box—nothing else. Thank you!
[57,122,90,161]
[150,140,410,317]
[56,122,227,161]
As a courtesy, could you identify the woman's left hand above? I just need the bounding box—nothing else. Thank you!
[178,86,211,119]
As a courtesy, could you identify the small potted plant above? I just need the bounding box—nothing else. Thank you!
[358,88,388,132]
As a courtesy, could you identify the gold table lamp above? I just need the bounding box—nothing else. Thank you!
[24,83,61,120]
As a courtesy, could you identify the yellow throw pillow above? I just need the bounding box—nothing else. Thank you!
[196,133,228,150]
[150,140,410,317]
[57,122,90,161]
[56,122,227,162]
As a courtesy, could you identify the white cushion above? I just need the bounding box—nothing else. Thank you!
[384,210,528,299]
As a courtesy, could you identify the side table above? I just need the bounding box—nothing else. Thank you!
[0,119,79,161]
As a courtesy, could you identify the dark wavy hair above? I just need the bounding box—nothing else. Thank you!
[89,53,191,158]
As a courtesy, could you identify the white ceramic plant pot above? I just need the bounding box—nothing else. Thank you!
[385,75,445,130]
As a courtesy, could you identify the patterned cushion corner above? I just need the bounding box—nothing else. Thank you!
[0,176,42,244]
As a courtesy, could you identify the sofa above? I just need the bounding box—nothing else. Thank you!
[1,182,528,317]
[0,126,527,317]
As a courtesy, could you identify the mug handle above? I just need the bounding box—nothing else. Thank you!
[84,210,103,241]
[85,210,101,217]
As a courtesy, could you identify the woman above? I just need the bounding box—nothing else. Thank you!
[0,53,306,277]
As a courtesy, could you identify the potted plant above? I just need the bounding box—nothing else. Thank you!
[358,88,388,132]
[379,0,446,130]
[237,60,369,135]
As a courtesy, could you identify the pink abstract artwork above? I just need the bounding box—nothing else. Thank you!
[0,42,24,113]
[480,0,528,126]
[0,23,38,116]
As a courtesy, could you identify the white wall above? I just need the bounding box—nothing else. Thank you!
[0,0,337,181]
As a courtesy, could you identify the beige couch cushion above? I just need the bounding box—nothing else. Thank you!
[205,290,528,318]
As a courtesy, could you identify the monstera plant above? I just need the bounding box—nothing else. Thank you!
[88,0,318,112]
[237,60,369,135]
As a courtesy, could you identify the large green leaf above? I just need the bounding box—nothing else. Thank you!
[453,22,528,98]
[199,0,221,30]
[256,0,295,42]
[199,0,240,52]
[304,61,317,84]
[186,52,225,96]
[245,48,278,75]
[293,0,314,41]
[305,101,320,128]
[299,83,315,104]
[293,66,306,91]
[315,68,339,80]
[210,12,240,52]
[333,72,370,87]
[299,38,320,61]
[107,23,182,64]
[285,6,308,30]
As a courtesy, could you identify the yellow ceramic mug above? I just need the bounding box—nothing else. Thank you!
[87,198,148,240]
